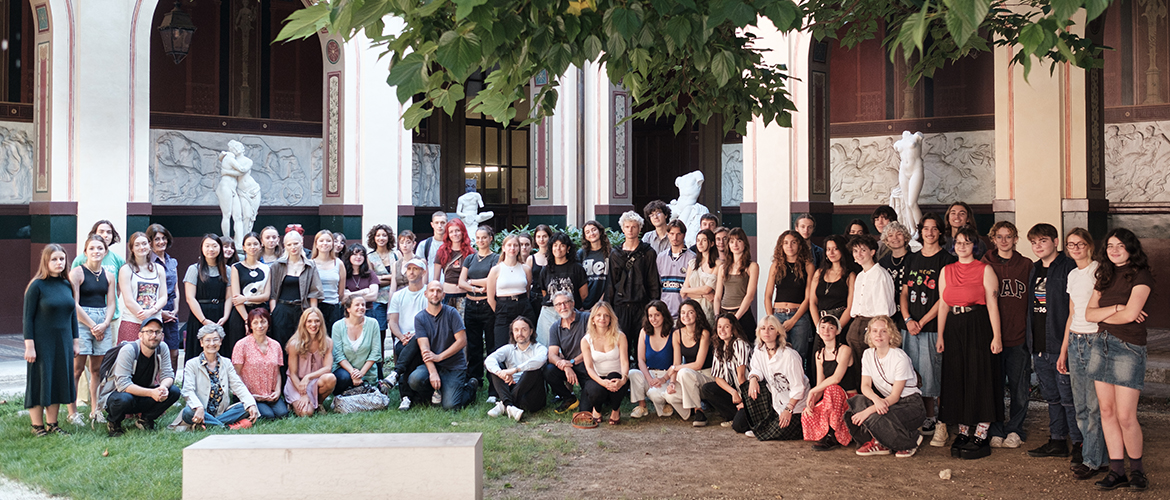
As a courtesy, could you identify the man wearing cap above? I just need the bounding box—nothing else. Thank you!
[406,281,477,410]
[99,317,180,437]
[386,257,429,410]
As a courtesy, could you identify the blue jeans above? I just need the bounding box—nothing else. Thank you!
[774,310,813,373]
[408,364,473,410]
[1069,332,1108,469]
[903,330,942,398]
[1034,351,1081,442]
[990,343,1030,440]
[255,399,289,419]
[182,403,249,427]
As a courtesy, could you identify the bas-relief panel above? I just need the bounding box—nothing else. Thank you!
[412,143,441,207]
[0,121,34,204]
[151,129,322,206]
[1105,121,1170,202]
[829,130,995,205]
[721,143,743,207]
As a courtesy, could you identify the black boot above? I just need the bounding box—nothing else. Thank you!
[960,436,991,460]
[950,434,970,458]
[1027,438,1070,458]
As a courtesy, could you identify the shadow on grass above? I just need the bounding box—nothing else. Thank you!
[0,390,578,500]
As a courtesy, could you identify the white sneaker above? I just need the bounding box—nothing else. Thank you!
[662,404,674,417]
[989,436,1005,448]
[929,423,949,447]
[630,406,648,418]
[384,371,399,387]
[432,391,443,405]
[720,421,733,428]
[745,430,756,438]
[486,396,498,404]
[398,397,412,411]
[506,405,524,422]
[1003,432,1022,448]
[487,402,506,418]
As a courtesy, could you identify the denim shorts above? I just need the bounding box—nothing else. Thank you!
[1087,331,1147,391]
[78,306,113,356]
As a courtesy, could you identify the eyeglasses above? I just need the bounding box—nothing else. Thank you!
[140,329,164,336]
[554,301,573,308]
[1067,242,1088,249]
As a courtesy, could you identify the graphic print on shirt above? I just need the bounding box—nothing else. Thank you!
[1033,276,1047,314]
[546,276,577,299]
[906,268,939,306]
[998,278,1027,299]
[583,257,607,280]
[136,281,159,309]
[771,372,790,395]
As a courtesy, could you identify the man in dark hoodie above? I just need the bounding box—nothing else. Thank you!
[606,210,661,354]
[982,221,1034,449]
[1023,223,1081,464]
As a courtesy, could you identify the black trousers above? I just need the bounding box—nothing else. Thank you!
[488,370,547,412]
[701,380,739,421]
[544,362,590,410]
[332,367,365,395]
[581,372,629,413]
[614,301,647,357]
[395,337,425,401]
[493,295,535,348]
[105,390,181,425]
[464,299,496,386]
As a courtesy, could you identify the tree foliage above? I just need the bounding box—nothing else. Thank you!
[277,0,1108,134]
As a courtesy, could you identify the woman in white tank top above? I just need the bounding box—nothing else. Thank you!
[488,235,536,349]
[581,302,630,425]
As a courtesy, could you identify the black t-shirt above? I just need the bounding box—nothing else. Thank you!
[540,262,588,307]
[903,249,957,332]
[878,252,910,326]
[132,351,156,388]
[462,252,499,297]
[1032,265,1048,353]
[579,248,608,310]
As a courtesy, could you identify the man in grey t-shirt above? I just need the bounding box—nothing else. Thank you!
[543,291,591,413]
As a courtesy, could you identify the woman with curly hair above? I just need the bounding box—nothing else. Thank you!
[764,230,816,372]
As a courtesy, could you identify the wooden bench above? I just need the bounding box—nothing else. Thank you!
[182,433,483,499]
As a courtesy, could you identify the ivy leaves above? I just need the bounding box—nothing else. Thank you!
[279,0,1108,133]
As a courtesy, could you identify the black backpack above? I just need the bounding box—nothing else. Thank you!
[95,341,138,407]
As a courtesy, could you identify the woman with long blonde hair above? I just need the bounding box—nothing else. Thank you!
[581,301,630,425]
[284,307,337,416]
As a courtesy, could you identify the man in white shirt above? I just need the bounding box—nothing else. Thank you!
[846,234,897,373]
[385,258,429,409]
[416,211,448,272]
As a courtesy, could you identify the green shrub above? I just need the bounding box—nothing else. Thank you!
[490,224,624,254]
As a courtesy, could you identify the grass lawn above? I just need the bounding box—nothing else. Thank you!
[0,389,578,500]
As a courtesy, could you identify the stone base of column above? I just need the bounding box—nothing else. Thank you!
[126,202,153,236]
[789,201,834,241]
[528,205,567,228]
[1061,198,1108,238]
[992,199,1016,226]
[595,204,635,230]
[320,204,363,239]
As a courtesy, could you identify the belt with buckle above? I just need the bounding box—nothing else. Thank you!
[277,299,301,306]
[773,307,797,315]
[951,306,974,315]
[196,299,221,305]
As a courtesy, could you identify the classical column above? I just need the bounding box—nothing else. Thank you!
[316,30,363,236]
[583,63,635,229]
[527,68,579,228]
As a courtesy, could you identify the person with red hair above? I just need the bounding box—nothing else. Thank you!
[434,217,471,315]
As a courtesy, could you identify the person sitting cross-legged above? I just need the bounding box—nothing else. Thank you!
[485,316,548,421]
[180,324,260,429]
[99,318,181,437]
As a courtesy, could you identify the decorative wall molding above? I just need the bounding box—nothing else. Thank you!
[829,130,995,205]
[0,121,35,204]
[1105,120,1170,203]
[149,128,322,207]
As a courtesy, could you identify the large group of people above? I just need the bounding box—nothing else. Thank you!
[20,201,1154,491]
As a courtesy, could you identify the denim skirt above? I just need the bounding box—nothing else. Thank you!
[1087,331,1147,391]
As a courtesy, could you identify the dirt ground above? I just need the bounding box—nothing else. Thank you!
[485,401,1170,499]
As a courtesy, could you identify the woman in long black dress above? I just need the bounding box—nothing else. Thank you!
[183,234,231,363]
[23,244,79,436]
[226,232,270,357]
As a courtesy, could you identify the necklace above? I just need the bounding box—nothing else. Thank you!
[890,254,906,266]
[85,263,103,280]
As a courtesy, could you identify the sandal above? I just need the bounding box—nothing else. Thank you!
[608,415,621,426]
[31,424,47,437]
[46,422,70,436]
[571,411,599,429]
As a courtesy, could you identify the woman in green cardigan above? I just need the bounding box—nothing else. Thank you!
[331,295,382,394]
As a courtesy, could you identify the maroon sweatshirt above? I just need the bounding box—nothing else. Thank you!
[982,250,1032,347]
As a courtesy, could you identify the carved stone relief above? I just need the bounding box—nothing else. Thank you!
[150,129,322,206]
[829,130,995,205]
[1105,121,1170,202]
[0,121,34,204]
[721,143,743,207]
[412,143,441,207]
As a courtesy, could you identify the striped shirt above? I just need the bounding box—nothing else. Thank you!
[711,338,753,385]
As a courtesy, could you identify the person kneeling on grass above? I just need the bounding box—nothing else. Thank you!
[406,281,477,410]
[846,315,926,458]
[485,316,548,421]
[181,324,260,429]
[99,318,180,437]
[737,315,807,441]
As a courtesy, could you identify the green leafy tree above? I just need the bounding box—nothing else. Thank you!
[277,0,1107,134]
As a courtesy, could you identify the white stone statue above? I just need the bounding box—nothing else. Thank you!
[456,179,493,237]
[668,170,709,247]
[891,131,925,241]
[216,140,261,248]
